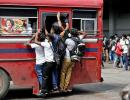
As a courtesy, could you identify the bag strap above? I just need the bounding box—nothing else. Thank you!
[49,42,54,52]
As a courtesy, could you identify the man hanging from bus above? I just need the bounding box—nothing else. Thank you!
[25,28,46,96]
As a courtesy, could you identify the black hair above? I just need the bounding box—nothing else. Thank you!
[47,33,54,41]
[122,34,127,39]
[6,19,14,26]
[117,38,120,42]
[52,22,61,34]
[70,28,79,37]
[38,27,46,41]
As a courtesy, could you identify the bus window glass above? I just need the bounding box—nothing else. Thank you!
[41,13,69,33]
[73,10,96,18]
[72,10,97,35]
[0,7,37,35]
[82,20,94,33]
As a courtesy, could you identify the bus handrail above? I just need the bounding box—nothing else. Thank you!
[0,58,35,62]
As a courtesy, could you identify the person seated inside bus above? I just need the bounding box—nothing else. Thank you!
[21,23,32,34]
[25,28,46,95]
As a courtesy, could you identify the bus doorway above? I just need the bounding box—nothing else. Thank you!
[38,8,72,31]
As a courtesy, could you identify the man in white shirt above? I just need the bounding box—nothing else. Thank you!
[26,42,45,95]
[35,34,58,95]
[120,35,129,70]
[25,33,46,96]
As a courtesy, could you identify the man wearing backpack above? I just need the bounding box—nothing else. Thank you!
[60,28,86,92]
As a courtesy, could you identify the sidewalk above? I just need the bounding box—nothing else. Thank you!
[102,62,130,84]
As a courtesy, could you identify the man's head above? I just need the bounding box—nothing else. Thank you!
[38,28,46,41]
[52,22,61,34]
[70,28,79,37]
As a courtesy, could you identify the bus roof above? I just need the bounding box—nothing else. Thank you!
[0,0,103,8]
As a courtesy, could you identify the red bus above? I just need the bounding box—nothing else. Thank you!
[0,0,103,98]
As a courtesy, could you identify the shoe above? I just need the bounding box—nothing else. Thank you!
[53,87,58,91]
[67,89,72,92]
[65,89,72,92]
[52,87,59,93]
[37,92,46,97]
[59,89,64,93]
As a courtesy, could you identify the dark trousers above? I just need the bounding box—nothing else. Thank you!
[42,62,54,93]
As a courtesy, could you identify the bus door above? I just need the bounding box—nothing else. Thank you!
[69,9,102,86]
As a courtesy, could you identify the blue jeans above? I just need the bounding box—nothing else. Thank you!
[122,53,128,70]
[52,67,58,89]
[35,63,45,89]
[113,54,123,68]
[109,51,115,62]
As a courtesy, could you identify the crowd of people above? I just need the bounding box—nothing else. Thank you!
[103,34,130,70]
[25,12,86,97]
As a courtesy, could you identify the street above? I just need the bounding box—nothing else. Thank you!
[4,63,130,100]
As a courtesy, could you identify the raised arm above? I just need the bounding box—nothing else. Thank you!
[45,28,48,35]
[57,12,69,31]
[60,30,65,38]
[34,34,41,45]
[57,12,63,29]
[65,22,69,31]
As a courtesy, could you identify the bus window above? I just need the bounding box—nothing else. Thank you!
[72,9,97,35]
[45,15,57,33]
[0,7,38,35]
[41,12,69,32]
[72,19,81,30]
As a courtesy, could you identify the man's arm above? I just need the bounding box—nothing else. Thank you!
[65,22,69,31]
[34,33,41,45]
[57,12,64,31]
[78,30,87,39]
[60,30,65,38]
[24,34,36,46]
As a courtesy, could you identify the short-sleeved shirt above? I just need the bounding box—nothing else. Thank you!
[30,43,45,65]
[120,39,129,54]
[41,40,55,62]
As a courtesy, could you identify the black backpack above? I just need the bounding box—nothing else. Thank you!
[57,37,66,56]
[69,37,79,56]
[69,37,86,61]
[52,34,66,58]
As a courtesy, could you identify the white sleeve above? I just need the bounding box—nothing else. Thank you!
[30,43,39,48]
[126,40,129,45]
[41,42,46,47]
[79,35,84,40]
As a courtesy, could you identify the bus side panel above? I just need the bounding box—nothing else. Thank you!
[69,42,100,86]
[70,59,98,85]
[0,61,35,86]
[0,43,39,88]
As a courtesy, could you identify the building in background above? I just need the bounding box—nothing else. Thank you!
[103,0,130,37]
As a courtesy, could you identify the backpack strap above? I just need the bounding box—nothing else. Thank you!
[70,37,78,50]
